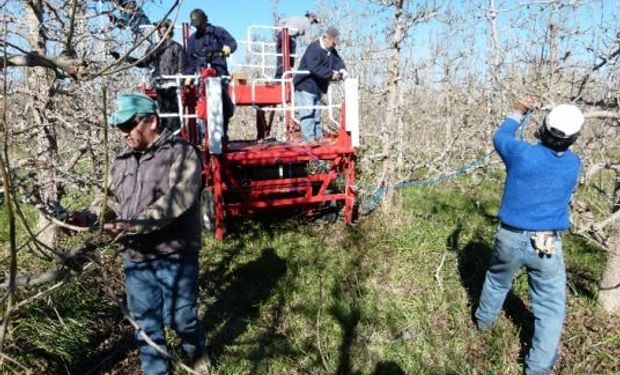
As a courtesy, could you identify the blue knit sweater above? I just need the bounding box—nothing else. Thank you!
[494,113,581,231]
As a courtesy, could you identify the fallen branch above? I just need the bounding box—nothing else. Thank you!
[0,239,101,289]
[584,111,620,120]
[0,351,31,374]
[434,253,447,291]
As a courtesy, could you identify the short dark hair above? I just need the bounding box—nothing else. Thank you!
[157,20,174,37]
[535,123,578,152]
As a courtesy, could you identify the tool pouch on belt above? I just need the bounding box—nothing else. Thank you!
[531,232,557,256]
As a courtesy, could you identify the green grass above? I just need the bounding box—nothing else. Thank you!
[1,175,619,374]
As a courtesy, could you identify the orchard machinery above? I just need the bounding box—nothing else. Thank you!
[144,24,360,239]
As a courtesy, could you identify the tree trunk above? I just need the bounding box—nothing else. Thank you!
[599,173,620,314]
[379,0,405,214]
[487,0,507,111]
[26,0,59,247]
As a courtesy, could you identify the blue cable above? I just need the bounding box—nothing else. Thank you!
[518,110,531,140]
[361,111,532,215]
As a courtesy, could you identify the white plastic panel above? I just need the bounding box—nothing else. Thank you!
[344,78,360,148]
[207,77,224,154]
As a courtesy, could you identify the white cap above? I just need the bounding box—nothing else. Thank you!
[545,104,584,138]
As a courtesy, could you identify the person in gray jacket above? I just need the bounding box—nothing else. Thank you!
[110,20,185,131]
[275,11,319,79]
[71,93,210,374]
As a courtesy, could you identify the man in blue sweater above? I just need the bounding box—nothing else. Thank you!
[293,27,347,142]
[475,98,585,375]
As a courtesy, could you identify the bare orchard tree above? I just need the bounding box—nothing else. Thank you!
[0,0,182,351]
[2,0,180,248]
[597,168,620,313]
[321,0,620,310]
[366,0,440,213]
[25,0,60,247]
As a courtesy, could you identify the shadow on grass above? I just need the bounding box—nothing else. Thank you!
[456,230,534,364]
[21,284,137,375]
[331,284,362,375]
[200,247,287,363]
[225,204,343,242]
[331,225,368,375]
[564,235,606,300]
[70,320,136,375]
[371,361,406,375]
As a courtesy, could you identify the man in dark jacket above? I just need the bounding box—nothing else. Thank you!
[293,27,347,142]
[73,94,209,374]
[184,8,237,76]
[475,98,584,375]
[111,19,185,131]
[184,8,236,142]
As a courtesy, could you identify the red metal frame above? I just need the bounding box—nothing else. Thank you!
[171,26,357,239]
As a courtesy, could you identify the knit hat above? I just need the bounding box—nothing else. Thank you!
[190,9,208,27]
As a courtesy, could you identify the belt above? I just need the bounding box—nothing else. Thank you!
[500,223,529,233]
[500,223,557,235]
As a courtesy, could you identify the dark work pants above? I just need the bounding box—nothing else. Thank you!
[222,81,234,142]
[275,33,297,79]
[156,87,181,132]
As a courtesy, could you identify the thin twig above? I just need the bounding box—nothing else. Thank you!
[0,8,17,352]
[12,279,65,312]
[0,351,32,374]
[41,211,91,233]
[99,82,109,233]
[434,253,447,291]
[315,270,330,372]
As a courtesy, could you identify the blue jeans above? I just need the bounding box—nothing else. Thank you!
[475,226,566,375]
[124,253,205,375]
[295,90,322,142]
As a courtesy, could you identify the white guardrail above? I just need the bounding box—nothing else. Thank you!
[147,25,358,145]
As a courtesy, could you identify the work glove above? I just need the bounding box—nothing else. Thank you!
[222,45,232,57]
[331,71,342,81]
[531,232,557,256]
[339,69,348,79]
[109,50,121,60]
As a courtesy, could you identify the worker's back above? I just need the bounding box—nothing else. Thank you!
[494,115,581,231]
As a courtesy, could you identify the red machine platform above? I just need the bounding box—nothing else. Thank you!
[155,25,360,239]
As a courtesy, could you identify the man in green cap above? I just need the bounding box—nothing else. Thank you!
[71,93,210,374]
